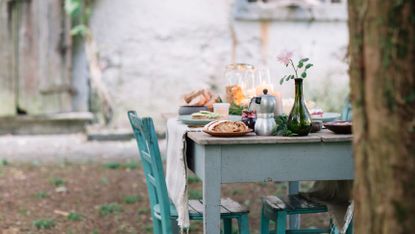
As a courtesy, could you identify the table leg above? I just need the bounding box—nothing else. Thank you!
[288,181,300,229]
[202,146,222,234]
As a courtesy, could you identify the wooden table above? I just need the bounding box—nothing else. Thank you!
[185,130,354,233]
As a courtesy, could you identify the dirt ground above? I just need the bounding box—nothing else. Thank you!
[0,161,328,234]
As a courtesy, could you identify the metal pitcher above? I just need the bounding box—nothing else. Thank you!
[249,89,276,136]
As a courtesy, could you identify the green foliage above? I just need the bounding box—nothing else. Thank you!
[229,102,244,116]
[104,162,121,170]
[104,161,140,170]
[137,207,149,215]
[50,177,65,187]
[35,192,49,199]
[0,159,8,166]
[189,189,203,200]
[231,189,244,196]
[123,195,142,204]
[271,115,293,136]
[70,24,88,36]
[65,0,93,38]
[33,219,55,229]
[280,57,314,85]
[187,175,201,184]
[123,160,139,170]
[99,203,123,216]
[68,212,82,221]
[64,0,80,16]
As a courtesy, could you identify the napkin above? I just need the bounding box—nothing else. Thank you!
[166,118,201,230]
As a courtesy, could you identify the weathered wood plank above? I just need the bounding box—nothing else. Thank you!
[17,0,72,115]
[218,197,249,213]
[187,130,352,145]
[0,0,16,116]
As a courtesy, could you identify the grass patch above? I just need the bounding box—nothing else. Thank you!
[100,177,109,185]
[68,212,82,221]
[231,189,244,196]
[50,177,65,187]
[0,159,9,166]
[99,203,123,216]
[123,160,139,170]
[103,162,121,170]
[104,161,140,170]
[123,195,141,204]
[35,192,49,199]
[33,219,55,229]
[189,189,202,200]
[187,175,201,184]
[137,207,149,215]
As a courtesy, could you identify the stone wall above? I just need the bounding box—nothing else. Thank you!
[89,0,349,132]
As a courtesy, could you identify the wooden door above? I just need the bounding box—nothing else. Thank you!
[0,0,72,116]
[0,0,17,116]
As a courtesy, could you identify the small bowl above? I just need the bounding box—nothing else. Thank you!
[310,120,323,133]
[324,121,352,134]
[178,105,208,115]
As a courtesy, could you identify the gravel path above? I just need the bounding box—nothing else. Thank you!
[0,134,166,163]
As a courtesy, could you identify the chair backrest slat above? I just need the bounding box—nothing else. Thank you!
[141,150,153,163]
[128,111,172,234]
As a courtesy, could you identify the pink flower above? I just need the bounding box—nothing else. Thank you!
[277,51,293,66]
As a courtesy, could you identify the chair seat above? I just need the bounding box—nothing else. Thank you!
[263,194,327,216]
[154,197,249,220]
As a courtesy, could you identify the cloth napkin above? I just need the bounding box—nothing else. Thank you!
[165,118,201,230]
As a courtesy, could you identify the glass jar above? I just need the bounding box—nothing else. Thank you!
[225,64,256,106]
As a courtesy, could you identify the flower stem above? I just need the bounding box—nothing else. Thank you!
[289,59,298,78]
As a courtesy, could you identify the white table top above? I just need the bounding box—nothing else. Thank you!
[187,129,352,145]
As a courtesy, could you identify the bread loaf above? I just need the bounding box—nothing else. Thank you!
[204,120,248,133]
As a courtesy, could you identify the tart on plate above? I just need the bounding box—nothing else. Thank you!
[191,111,220,120]
[203,120,252,137]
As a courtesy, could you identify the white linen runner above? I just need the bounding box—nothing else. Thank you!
[166,118,200,230]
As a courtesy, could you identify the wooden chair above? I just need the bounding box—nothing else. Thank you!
[260,194,331,234]
[341,98,352,121]
[127,111,250,234]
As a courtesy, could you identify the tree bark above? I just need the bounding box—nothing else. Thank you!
[348,0,415,233]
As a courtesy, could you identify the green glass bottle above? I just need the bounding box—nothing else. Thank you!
[287,78,312,136]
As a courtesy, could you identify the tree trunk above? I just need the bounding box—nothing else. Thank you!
[348,0,415,233]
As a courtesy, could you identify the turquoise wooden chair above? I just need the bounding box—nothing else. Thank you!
[127,111,250,234]
[341,98,352,121]
[330,221,353,234]
[260,194,330,234]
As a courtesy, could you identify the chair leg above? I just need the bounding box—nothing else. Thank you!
[260,206,270,234]
[345,220,353,234]
[170,217,179,234]
[276,210,287,234]
[223,218,233,234]
[153,218,162,234]
[238,214,250,234]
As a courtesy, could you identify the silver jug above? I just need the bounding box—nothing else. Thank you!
[250,89,276,136]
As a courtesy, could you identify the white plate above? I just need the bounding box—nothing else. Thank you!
[178,115,241,126]
[312,112,341,122]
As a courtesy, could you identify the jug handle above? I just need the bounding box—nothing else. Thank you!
[255,97,261,105]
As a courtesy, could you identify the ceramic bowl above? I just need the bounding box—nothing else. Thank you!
[324,121,352,134]
[178,105,208,115]
[310,120,323,133]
